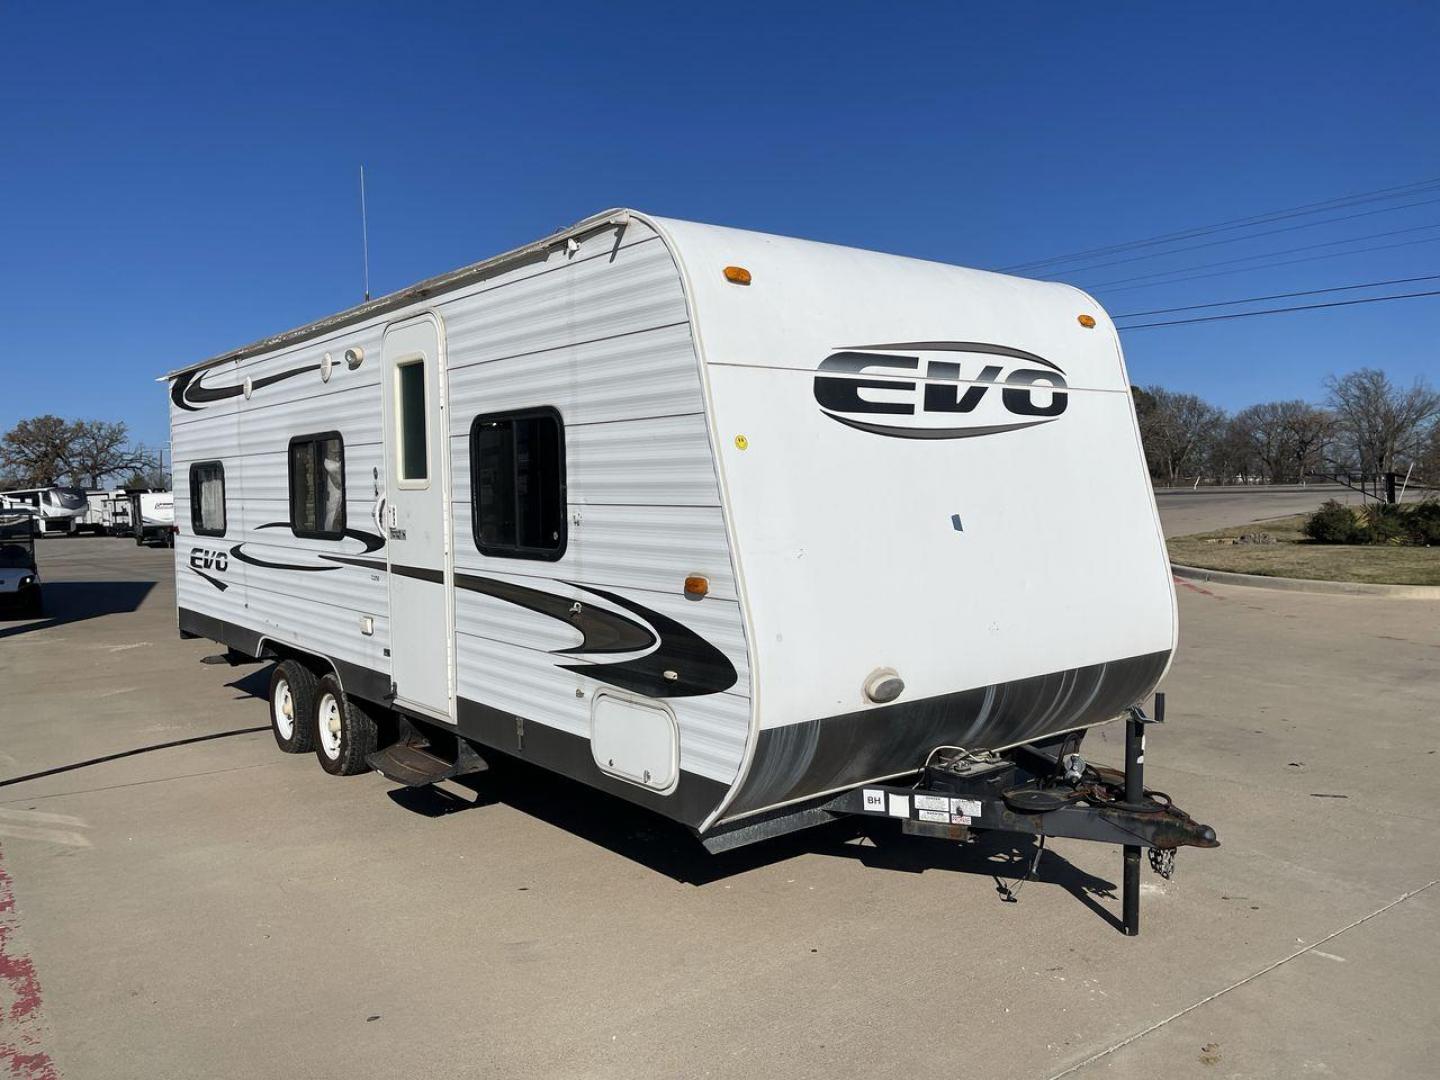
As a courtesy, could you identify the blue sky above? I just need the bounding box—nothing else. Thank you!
[3,1,1437,452]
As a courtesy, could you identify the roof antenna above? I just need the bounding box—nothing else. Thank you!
[359,165,371,302]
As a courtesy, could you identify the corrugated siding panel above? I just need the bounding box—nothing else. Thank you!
[452,503,737,602]
[446,321,703,431]
[169,214,753,801]
[449,412,720,508]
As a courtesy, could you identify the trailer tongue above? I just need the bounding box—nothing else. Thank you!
[703,692,1217,936]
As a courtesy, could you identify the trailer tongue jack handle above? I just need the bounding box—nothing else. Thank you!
[813,690,1218,936]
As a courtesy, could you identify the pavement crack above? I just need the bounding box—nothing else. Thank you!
[1044,878,1440,1080]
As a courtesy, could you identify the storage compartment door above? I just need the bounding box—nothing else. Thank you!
[590,692,679,793]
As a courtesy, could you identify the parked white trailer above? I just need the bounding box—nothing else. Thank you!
[129,490,174,545]
[0,486,89,535]
[165,210,1213,931]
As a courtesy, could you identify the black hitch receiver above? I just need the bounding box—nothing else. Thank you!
[821,691,1218,936]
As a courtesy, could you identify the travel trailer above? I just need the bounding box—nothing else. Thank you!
[165,209,1215,934]
[0,486,89,535]
[129,490,175,545]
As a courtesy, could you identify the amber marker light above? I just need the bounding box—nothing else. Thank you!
[723,265,752,285]
[684,575,710,598]
[1078,314,1097,328]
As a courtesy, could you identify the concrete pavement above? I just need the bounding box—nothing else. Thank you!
[1,533,1437,1079]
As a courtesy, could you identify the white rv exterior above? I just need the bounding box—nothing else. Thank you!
[130,491,175,544]
[0,486,89,535]
[165,210,1175,834]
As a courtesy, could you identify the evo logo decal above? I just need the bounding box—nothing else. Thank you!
[189,546,229,591]
[813,341,1068,439]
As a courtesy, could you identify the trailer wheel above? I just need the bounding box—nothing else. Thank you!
[313,674,377,776]
[269,660,318,754]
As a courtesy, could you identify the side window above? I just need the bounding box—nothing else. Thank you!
[471,408,566,560]
[190,461,226,537]
[289,433,346,540]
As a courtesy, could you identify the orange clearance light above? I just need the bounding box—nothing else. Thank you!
[684,575,710,598]
[1078,313,1097,328]
[723,265,752,285]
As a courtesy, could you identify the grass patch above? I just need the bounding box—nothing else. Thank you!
[1167,513,1440,586]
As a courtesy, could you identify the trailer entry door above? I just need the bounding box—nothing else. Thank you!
[381,315,454,721]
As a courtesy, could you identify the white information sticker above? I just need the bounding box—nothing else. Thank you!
[951,814,973,826]
[951,798,983,819]
[917,809,949,823]
[862,789,886,813]
[887,793,911,818]
[914,794,948,813]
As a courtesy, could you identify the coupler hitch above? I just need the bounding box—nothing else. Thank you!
[824,692,1217,936]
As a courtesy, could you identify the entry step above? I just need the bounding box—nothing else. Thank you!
[366,741,489,787]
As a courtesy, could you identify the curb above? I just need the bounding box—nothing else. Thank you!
[1171,563,1440,599]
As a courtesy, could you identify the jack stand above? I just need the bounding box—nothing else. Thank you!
[1122,691,1164,936]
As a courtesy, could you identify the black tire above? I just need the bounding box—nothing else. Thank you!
[26,591,43,619]
[313,673,377,776]
[269,660,318,753]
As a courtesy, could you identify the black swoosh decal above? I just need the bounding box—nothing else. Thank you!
[394,564,443,584]
[558,584,737,698]
[454,573,656,655]
[229,544,341,572]
[821,412,1058,439]
[259,522,386,554]
[841,341,1064,375]
[189,566,229,591]
[321,555,387,571]
[171,363,322,412]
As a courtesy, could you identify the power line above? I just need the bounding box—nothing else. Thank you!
[1092,234,1440,295]
[998,174,1440,273]
[1117,288,1440,330]
[1082,221,1440,289]
[1111,272,1440,319]
[1034,195,1440,277]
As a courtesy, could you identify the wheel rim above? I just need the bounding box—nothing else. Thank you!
[318,693,343,759]
[273,679,294,740]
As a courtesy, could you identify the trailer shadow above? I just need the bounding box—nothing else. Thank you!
[399,757,1122,930]
[0,580,156,640]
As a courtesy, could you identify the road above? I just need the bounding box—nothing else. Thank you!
[1151,483,1376,538]
[1,524,1437,1079]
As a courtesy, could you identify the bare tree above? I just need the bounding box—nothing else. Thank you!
[1,416,154,489]
[1137,386,1225,484]
[0,414,73,486]
[1232,400,1332,482]
[1279,402,1332,482]
[1325,368,1440,477]
[1205,415,1250,483]
[67,420,151,488]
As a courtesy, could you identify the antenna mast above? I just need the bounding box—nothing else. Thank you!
[359,165,371,302]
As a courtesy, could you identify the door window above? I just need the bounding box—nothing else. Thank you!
[289,433,346,539]
[396,358,429,483]
[470,408,566,560]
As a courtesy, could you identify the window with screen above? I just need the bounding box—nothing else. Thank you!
[471,408,566,560]
[189,461,226,537]
[396,358,428,483]
[288,433,346,540]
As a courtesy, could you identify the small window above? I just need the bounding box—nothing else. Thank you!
[190,461,226,537]
[396,358,428,483]
[471,408,566,560]
[289,433,346,540]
